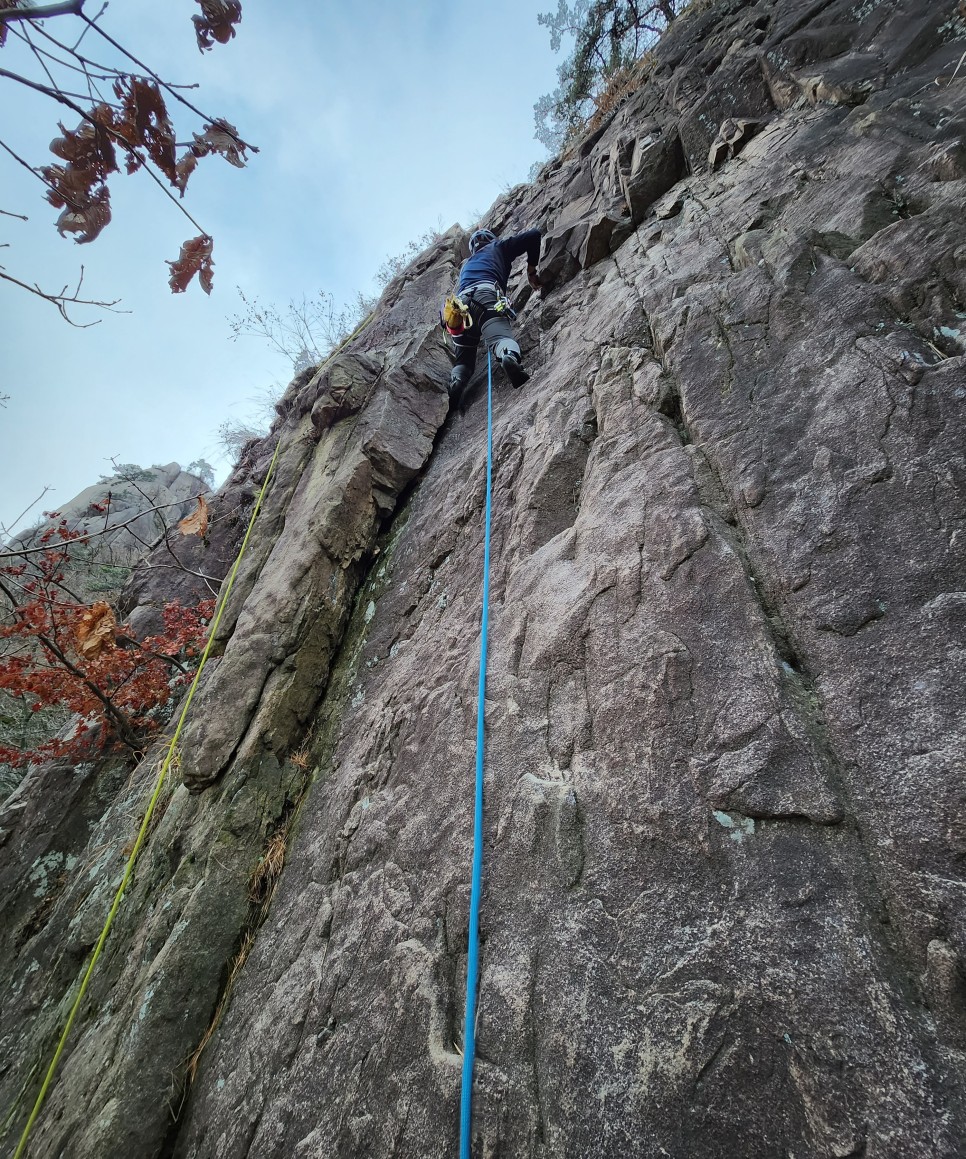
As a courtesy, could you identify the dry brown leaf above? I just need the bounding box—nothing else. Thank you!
[193,0,242,52]
[178,495,210,537]
[54,187,112,244]
[49,111,117,175]
[190,120,253,169]
[174,150,199,194]
[115,79,178,183]
[75,602,117,659]
[167,234,214,294]
[41,163,97,211]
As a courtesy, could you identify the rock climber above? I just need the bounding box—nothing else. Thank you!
[443,227,543,407]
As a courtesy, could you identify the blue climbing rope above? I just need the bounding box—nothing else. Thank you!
[459,350,494,1158]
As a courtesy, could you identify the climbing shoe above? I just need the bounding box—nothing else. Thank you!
[501,352,529,389]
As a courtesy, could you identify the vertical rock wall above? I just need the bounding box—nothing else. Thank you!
[2,2,965,1156]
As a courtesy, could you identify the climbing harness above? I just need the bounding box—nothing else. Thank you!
[11,440,282,1159]
[491,287,516,320]
[441,293,474,336]
[442,284,515,341]
[459,350,494,1159]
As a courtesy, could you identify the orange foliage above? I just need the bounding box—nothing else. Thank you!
[0,520,216,768]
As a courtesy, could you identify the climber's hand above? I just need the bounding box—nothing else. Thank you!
[527,264,542,291]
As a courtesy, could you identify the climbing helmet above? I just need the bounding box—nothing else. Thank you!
[469,229,497,254]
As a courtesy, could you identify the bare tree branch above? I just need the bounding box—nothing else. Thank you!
[129,560,221,593]
[0,494,210,559]
[0,1,86,24]
[0,1,250,305]
[0,66,211,238]
[0,131,63,198]
[0,62,88,109]
[110,459,221,589]
[1,485,53,540]
[13,19,127,86]
[0,264,121,324]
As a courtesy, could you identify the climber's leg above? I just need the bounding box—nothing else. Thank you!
[481,310,529,389]
[494,339,529,388]
[449,337,478,409]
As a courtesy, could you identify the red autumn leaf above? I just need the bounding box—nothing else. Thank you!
[167,234,214,294]
[40,163,96,211]
[39,105,121,243]
[192,0,242,52]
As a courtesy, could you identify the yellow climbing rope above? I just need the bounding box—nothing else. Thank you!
[12,439,282,1159]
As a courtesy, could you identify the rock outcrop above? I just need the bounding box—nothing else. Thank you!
[8,461,208,558]
[2,2,965,1156]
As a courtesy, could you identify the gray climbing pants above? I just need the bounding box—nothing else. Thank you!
[449,283,521,391]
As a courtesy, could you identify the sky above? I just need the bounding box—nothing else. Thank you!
[0,0,566,535]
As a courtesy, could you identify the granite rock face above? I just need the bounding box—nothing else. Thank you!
[2,3,966,1157]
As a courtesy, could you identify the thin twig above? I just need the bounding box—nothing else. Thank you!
[0,485,54,540]
[70,0,103,50]
[9,22,120,97]
[16,21,59,94]
[0,63,90,109]
[132,155,209,237]
[0,265,120,325]
[130,561,222,593]
[0,135,62,198]
[114,463,218,586]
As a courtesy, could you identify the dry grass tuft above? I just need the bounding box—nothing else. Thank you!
[289,747,311,770]
[248,829,287,906]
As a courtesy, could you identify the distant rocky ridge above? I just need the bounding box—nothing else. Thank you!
[8,461,210,564]
[1,2,965,1157]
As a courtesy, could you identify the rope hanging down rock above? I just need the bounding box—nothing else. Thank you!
[12,439,282,1159]
[459,350,494,1158]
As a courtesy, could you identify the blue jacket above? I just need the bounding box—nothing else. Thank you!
[457,229,541,294]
